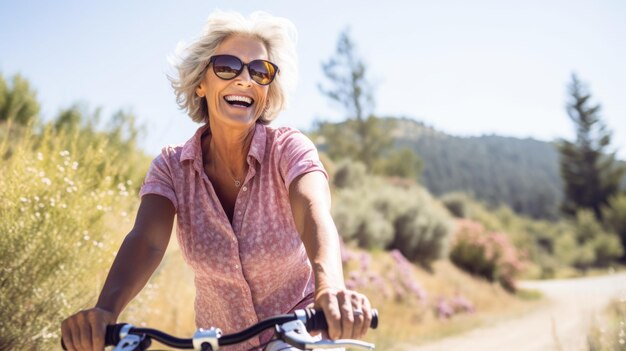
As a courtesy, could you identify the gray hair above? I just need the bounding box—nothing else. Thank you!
[168,10,298,124]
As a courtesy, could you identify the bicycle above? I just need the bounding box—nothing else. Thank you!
[61,308,379,351]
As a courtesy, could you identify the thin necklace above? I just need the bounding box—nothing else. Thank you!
[227,172,242,188]
[215,151,243,188]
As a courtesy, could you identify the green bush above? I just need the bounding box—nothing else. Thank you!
[331,160,453,266]
[389,188,453,267]
[440,192,472,218]
[603,193,626,260]
[554,210,623,270]
[333,159,368,189]
[0,119,145,349]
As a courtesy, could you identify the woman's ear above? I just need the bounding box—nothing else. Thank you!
[196,85,205,97]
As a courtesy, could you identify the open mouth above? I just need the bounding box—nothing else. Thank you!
[224,95,254,108]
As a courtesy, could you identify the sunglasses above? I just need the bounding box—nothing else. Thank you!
[208,54,279,86]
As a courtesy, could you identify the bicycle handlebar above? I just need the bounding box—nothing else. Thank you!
[62,308,378,350]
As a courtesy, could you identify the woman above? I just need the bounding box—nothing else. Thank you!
[61,11,372,351]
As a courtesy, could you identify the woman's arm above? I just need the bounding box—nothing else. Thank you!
[61,194,175,351]
[289,171,372,341]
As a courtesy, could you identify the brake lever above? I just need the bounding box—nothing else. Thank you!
[276,320,375,350]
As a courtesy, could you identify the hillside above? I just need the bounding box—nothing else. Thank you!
[376,117,564,219]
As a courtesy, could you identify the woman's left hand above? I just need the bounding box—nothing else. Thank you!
[314,287,373,340]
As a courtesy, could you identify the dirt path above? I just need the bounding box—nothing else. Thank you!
[405,273,626,351]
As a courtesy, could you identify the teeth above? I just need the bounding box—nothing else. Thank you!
[225,95,252,104]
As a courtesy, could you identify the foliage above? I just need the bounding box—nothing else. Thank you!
[48,104,150,190]
[0,73,150,349]
[315,29,421,177]
[373,146,423,180]
[554,210,623,270]
[586,298,626,350]
[378,117,565,219]
[0,124,141,350]
[603,193,626,261]
[0,73,40,125]
[318,28,373,125]
[331,160,453,267]
[449,219,526,291]
[441,192,472,218]
[558,74,626,220]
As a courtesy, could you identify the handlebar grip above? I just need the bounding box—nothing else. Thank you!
[60,323,127,350]
[304,308,378,331]
[105,323,128,346]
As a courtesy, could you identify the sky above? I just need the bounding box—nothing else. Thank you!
[1,0,625,158]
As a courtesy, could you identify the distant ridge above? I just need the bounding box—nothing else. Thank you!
[382,117,563,219]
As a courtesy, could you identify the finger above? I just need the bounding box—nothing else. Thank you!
[361,296,373,338]
[75,312,92,350]
[61,318,76,351]
[337,290,354,339]
[323,291,342,340]
[351,294,365,339]
[87,311,105,351]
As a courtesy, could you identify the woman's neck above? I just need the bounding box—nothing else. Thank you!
[203,120,256,180]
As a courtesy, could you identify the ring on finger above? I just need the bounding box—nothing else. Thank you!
[353,309,363,316]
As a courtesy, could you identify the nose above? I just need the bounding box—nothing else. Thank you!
[235,65,253,86]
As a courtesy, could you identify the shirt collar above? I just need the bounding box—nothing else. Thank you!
[179,122,267,169]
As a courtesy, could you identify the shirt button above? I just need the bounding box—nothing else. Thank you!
[242,186,248,192]
[234,264,239,269]
[237,211,242,216]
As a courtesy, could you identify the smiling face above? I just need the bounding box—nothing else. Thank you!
[195,35,270,127]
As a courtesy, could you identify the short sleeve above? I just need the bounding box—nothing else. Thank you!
[277,129,328,191]
[139,152,178,211]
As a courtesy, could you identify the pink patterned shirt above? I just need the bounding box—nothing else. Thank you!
[139,122,327,350]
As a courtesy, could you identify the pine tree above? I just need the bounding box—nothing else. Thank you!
[558,74,626,219]
[317,28,391,169]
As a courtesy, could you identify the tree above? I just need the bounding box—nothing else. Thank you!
[558,74,626,220]
[0,73,40,125]
[317,29,393,170]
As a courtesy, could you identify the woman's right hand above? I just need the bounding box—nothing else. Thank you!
[61,307,116,351]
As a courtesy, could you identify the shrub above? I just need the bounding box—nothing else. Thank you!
[559,209,624,269]
[603,193,626,260]
[332,185,395,249]
[440,192,472,218]
[0,122,143,349]
[331,161,454,266]
[449,219,525,291]
[333,159,368,189]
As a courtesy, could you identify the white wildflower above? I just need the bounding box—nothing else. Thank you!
[41,177,52,186]
[37,152,43,161]
[60,150,70,157]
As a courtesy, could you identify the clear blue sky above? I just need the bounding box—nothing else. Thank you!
[1,0,625,157]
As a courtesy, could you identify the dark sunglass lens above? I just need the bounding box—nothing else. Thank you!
[249,60,277,85]
[213,55,242,79]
